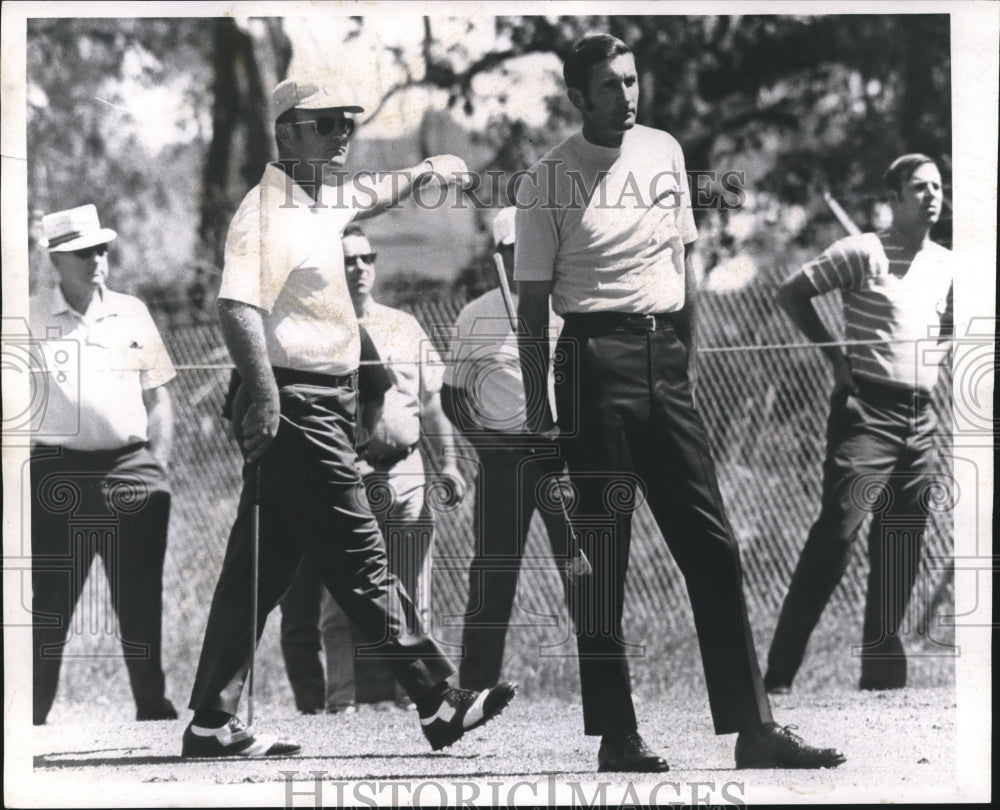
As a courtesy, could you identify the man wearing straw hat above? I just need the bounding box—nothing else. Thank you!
[29,204,178,725]
[183,77,516,757]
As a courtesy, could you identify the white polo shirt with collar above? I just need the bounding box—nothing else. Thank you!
[28,284,176,451]
[218,163,362,376]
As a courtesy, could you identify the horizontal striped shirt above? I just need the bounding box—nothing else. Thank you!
[802,232,953,392]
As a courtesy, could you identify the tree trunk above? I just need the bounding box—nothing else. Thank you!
[198,17,291,268]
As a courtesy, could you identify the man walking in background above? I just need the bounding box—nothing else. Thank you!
[183,77,516,757]
[515,34,845,772]
[280,224,461,713]
[442,206,573,691]
[765,154,954,694]
[30,204,177,725]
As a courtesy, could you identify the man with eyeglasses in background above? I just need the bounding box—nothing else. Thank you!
[184,77,516,757]
[279,224,461,714]
[29,204,178,725]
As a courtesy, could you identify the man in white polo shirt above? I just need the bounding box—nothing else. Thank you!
[29,204,177,725]
[765,154,954,694]
[183,77,516,757]
[442,207,573,691]
[515,34,844,772]
[280,223,461,712]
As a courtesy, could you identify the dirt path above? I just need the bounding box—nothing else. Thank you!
[13,686,964,806]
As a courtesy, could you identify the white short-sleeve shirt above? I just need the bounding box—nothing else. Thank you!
[444,288,561,434]
[29,285,176,450]
[219,164,361,375]
[358,302,442,457]
[514,125,698,315]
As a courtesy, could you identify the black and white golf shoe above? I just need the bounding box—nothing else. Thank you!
[419,682,517,751]
[181,716,301,758]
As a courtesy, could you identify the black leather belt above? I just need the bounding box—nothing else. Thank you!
[367,444,418,470]
[562,311,678,335]
[273,366,357,389]
[32,441,147,459]
[853,380,932,409]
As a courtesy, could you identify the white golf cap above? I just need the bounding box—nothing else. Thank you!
[271,78,365,119]
[492,206,517,247]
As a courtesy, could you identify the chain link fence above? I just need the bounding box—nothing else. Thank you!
[44,282,955,712]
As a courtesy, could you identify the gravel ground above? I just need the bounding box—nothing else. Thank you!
[13,686,966,807]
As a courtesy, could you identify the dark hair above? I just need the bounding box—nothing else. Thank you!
[343,224,366,238]
[883,154,937,195]
[563,34,632,93]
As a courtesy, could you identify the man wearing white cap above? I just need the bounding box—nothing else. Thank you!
[442,207,572,691]
[280,222,462,714]
[183,78,516,757]
[29,204,177,724]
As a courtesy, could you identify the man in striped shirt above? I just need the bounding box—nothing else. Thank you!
[765,154,954,693]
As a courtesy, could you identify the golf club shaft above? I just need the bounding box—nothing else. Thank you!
[492,251,519,333]
[248,460,261,727]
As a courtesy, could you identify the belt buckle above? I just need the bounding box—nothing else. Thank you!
[638,314,657,331]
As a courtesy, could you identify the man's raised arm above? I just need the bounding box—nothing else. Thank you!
[354,155,473,220]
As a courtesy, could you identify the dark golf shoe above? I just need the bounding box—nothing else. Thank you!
[598,732,670,773]
[735,723,846,769]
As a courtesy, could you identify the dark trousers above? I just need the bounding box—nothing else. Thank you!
[188,381,454,715]
[279,472,435,710]
[277,562,328,712]
[555,314,772,737]
[31,443,171,724]
[766,383,939,689]
[458,435,572,690]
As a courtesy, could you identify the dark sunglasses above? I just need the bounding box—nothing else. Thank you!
[287,116,356,138]
[344,252,377,267]
[71,244,109,259]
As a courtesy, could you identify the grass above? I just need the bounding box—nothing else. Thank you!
[42,548,954,725]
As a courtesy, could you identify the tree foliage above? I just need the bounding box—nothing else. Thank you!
[26,14,952,316]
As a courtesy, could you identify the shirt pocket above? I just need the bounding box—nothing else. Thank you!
[86,319,145,373]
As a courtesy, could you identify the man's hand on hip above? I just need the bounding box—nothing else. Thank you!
[830,351,859,395]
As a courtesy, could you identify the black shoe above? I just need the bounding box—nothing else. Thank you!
[735,723,846,769]
[181,716,301,758]
[137,698,179,721]
[419,682,517,751]
[598,732,670,773]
